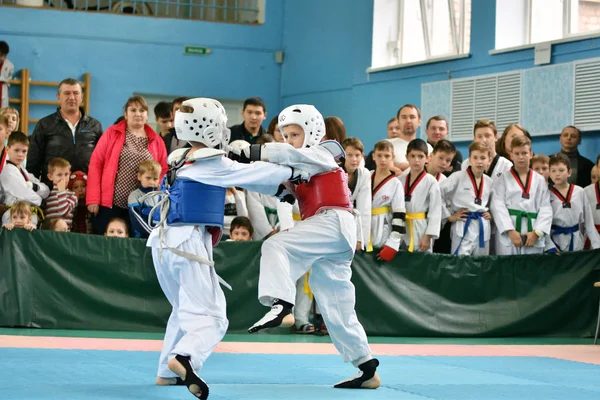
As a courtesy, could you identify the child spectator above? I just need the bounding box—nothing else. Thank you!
[0,41,14,109]
[490,136,552,255]
[584,155,600,248]
[532,154,550,183]
[462,119,512,182]
[342,138,372,251]
[592,165,599,185]
[426,140,456,183]
[425,140,456,253]
[369,140,406,260]
[223,187,248,239]
[546,153,600,252]
[105,217,129,238]
[0,114,9,216]
[229,216,254,241]
[0,107,19,138]
[440,142,493,255]
[397,139,442,252]
[2,200,36,231]
[41,217,70,232]
[0,132,49,224]
[44,158,78,230]
[128,159,161,239]
[69,171,91,233]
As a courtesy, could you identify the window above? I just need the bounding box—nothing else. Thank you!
[496,0,600,50]
[0,0,264,24]
[370,0,471,70]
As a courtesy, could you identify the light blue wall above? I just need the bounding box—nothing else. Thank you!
[1,4,284,131]
[280,0,600,161]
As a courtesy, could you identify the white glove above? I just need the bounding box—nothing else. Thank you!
[25,181,33,190]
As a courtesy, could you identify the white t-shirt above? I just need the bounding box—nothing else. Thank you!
[388,137,433,163]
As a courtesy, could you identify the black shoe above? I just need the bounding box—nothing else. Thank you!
[334,358,381,389]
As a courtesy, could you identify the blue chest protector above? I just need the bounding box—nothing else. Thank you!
[163,176,226,228]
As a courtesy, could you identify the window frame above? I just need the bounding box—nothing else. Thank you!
[368,0,471,73]
[492,0,600,55]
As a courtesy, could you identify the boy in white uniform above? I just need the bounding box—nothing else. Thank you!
[547,153,600,252]
[342,137,372,251]
[462,119,512,182]
[397,139,442,252]
[490,136,552,255]
[146,98,308,399]
[584,156,600,248]
[369,139,406,260]
[230,104,380,389]
[440,142,493,255]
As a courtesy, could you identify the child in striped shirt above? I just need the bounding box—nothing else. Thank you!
[44,158,77,230]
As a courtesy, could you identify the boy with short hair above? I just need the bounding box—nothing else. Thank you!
[426,139,456,182]
[490,136,552,255]
[154,101,174,137]
[440,142,493,255]
[2,200,36,231]
[44,157,78,230]
[342,137,372,251]
[532,154,550,183]
[462,119,512,182]
[229,216,253,241]
[0,132,49,224]
[128,159,161,239]
[547,153,600,252]
[369,139,406,260]
[397,139,442,252]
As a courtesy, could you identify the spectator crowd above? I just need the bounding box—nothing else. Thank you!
[2,74,600,334]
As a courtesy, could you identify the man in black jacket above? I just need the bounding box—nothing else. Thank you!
[229,97,267,144]
[559,125,594,187]
[27,78,103,185]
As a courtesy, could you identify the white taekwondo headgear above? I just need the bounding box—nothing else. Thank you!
[277,104,325,148]
[174,98,230,149]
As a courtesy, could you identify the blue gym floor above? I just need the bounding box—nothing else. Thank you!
[1,348,599,400]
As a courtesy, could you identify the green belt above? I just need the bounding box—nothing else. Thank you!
[508,209,538,232]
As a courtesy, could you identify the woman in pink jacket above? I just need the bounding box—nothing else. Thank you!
[87,95,167,235]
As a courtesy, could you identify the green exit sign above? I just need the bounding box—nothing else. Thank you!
[184,46,212,56]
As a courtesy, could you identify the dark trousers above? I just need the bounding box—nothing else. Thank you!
[92,205,130,236]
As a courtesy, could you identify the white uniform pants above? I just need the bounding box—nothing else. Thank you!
[152,229,229,378]
[495,232,544,255]
[258,210,372,365]
[451,234,490,256]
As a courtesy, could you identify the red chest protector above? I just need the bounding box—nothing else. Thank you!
[295,168,352,220]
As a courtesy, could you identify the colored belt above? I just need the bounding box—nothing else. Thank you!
[406,212,427,252]
[292,213,301,221]
[453,212,485,255]
[551,224,579,252]
[508,209,538,233]
[303,271,313,301]
[371,206,391,215]
[367,207,392,252]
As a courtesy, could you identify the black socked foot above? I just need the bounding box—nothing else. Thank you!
[168,355,209,399]
[248,299,295,333]
[334,359,381,389]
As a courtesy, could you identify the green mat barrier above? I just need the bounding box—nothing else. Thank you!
[1,229,599,336]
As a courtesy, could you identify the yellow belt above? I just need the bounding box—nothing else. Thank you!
[367,207,392,251]
[292,213,301,221]
[371,206,391,215]
[303,271,313,300]
[406,212,427,252]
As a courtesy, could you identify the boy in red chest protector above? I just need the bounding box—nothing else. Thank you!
[229,104,381,390]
